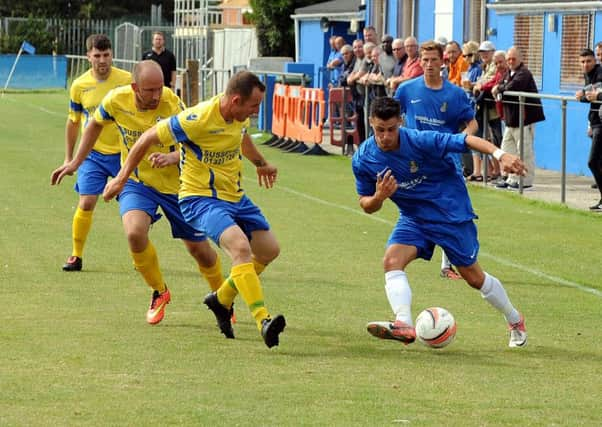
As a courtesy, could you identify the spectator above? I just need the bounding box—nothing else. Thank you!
[360,46,387,98]
[347,39,367,140]
[461,41,483,181]
[476,41,497,86]
[386,38,408,92]
[326,36,345,88]
[575,48,602,209]
[493,47,545,190]
[445,41,469,86]
[338,44,356,85]
[435,36,448,47]
[142,31,177,90]
[393,40,478,280]
[473,50,508,182]
[363,26,378,45]
[379,35,396,86]
[441,52,450,79]
[397,37,423,84]
[596,41,602,64]
[461,41,482,92]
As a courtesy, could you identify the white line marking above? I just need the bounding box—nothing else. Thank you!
[274,183,602,299]
[2,96,64,117]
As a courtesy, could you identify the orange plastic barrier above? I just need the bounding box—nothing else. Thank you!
[300,87,325,144]
[270,84,325,145]
[271,83,288,138]
[284,85,304,141]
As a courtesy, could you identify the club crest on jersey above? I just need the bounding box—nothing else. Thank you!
[409,161,419,173]
[186,113,198,121]
[440,102,447,113]
[156,116,163,122]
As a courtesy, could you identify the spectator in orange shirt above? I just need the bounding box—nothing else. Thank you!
[446,41,469,86]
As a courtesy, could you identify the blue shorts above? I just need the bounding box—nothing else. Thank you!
[118,180,207,242]
[387,215,479,267]
[179,195,270,246]
[75,150,121,195]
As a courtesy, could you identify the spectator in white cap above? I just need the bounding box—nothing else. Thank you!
[477,41,497,84]
[436,36,448,47]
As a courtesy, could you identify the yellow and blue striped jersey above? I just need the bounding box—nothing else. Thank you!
[68,66,132,155]
[156,94,250,202]
[94,85,185,194]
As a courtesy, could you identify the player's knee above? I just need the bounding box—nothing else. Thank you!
[125,228,147,252]
[256,242,280,265]
[382,254,404,271]
[188,242,217,266]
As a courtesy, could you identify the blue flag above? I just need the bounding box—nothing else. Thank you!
[20,41,36,55]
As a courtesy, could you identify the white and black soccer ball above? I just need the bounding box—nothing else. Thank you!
[415,307,457,348]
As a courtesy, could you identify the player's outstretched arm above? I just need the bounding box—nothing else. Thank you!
[465,134,527,176]
[51,119,104,185]
[241,134,277,188]
[103,127,160,201]
[359,168,398,214]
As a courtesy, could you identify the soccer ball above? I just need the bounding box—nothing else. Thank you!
[415,307,457,349]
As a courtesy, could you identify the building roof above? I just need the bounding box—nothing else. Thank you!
[294,0,363,15]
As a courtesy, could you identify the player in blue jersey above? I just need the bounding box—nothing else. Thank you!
[394,40,478,281]
[352,96,528,348]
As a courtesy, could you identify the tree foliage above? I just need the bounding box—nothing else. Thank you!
[0,16,56,54]
[248,0,321,57]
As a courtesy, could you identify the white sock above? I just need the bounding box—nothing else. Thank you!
[441,250,451,270]
[480,272,520,324]
[384,270,413,325]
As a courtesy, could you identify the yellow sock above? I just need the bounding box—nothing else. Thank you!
[230,262,269,330]
[198,255,224,291]
[252,257,266,275]
[71,207,93,258]
[130,241,166,293]
[216,277,238,308]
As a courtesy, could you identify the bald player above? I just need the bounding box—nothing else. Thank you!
[52,60,223,325]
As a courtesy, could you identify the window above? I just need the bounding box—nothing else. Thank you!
[434,0,453,42]
[514,15,544,88]
[560,13,594,91]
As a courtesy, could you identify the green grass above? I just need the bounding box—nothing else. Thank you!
[1,92,601,426]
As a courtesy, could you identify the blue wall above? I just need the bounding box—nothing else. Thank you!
[452,0,464,43]
[416,0,435,41]
[0,55,67,89]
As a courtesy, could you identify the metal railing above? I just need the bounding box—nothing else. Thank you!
[501,91,576,202]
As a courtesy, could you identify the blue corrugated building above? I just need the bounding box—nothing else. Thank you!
[293,0,602,176]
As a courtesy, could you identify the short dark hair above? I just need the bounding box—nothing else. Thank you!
[86,34,112,52]
[420,40,444,59]
[225,71,266,101]
[370,97,400,120]
[580,48,595,58]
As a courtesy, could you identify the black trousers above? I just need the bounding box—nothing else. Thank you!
[589,127,602,197]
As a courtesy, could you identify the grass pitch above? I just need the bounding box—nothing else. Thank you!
[1,92,601,426]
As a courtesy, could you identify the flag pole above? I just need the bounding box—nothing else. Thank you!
[1,46,24,98]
